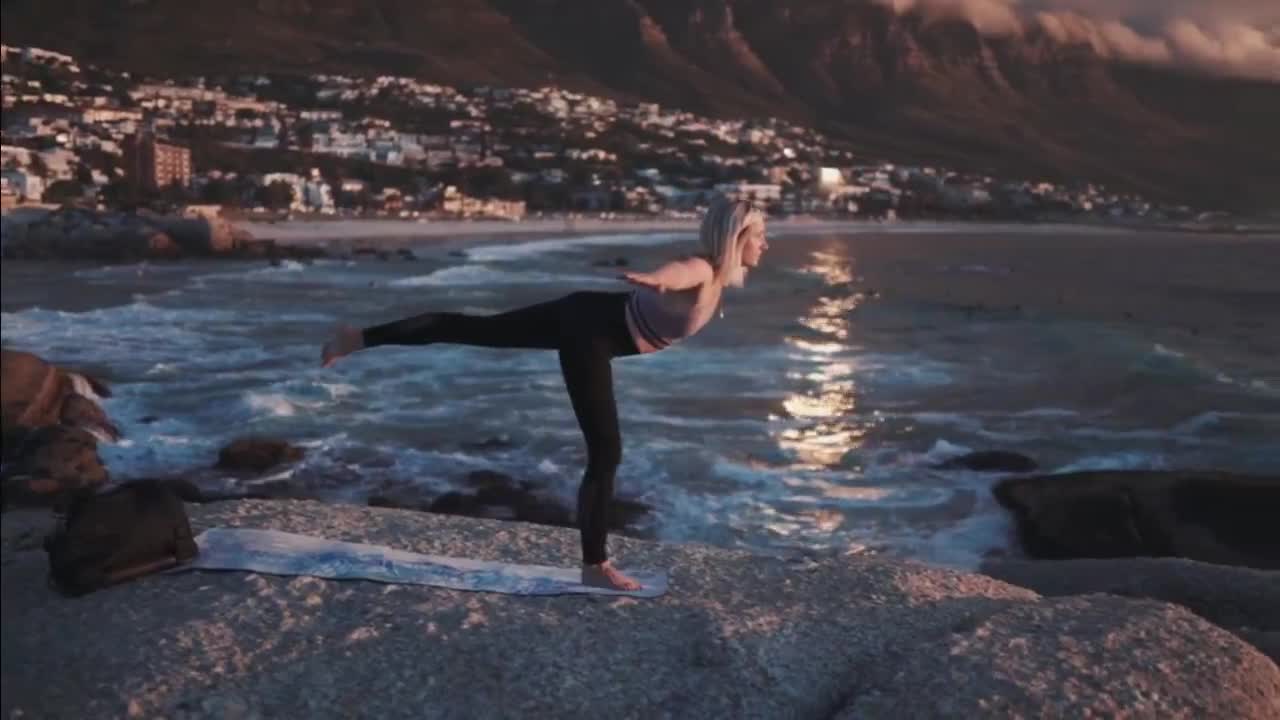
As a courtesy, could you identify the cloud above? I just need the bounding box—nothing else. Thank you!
[876,0,1023,35]
[872,0,1280,81]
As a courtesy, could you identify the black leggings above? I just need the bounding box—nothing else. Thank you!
[361,291,640,565]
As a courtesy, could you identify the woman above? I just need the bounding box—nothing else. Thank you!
[321,196,769,590]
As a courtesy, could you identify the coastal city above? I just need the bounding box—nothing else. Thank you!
[3,2,1279,715]
[1,43,1200,224]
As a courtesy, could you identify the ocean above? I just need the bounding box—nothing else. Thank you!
[4,222,1278,569]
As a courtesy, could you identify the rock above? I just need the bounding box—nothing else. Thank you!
[1241,630,1280,667]
[840,595,1280,719]
[1,425,109,506]
[981,557,1280,664]
[3,349,114,453]
[3,499,1277,719]
[993,470,1280,569]
[935,450,1037,473]
[1,207,167,261]
[156,476,207,503]
[58,394,120,442]
[459,435,516,452]
[424,470,651,532]
[1,207,320,263]
[2,350,116,506]
[214,437,305,474]
[369,470,652,533]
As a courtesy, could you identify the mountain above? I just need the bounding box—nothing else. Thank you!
[3,0,1277,212]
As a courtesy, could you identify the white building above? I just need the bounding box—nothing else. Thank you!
[302,170,335,213]
[816,166,844,190]
[0,169,45,201]
[713,182,782,202]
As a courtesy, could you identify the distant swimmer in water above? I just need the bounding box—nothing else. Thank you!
[321,196,770,590]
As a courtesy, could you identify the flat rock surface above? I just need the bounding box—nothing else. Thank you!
[4,500,1278,719]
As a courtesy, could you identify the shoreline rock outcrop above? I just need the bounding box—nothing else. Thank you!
[1,349,115,506]
[1,206,324,262]
[982,556,1280,665]
[2,500,1277,719]
[993,470,1280,570]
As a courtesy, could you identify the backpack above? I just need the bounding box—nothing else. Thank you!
[44,479,199,597]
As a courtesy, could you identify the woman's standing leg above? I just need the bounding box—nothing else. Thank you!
[558,338,641,590]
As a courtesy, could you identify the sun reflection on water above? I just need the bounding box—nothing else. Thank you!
[773,243,870,468]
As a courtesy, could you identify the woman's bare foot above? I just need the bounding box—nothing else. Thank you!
[321,324,365,368]
[581,560,642,591]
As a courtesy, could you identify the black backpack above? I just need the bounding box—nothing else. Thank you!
[44,479,199,597]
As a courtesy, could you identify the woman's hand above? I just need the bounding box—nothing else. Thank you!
[321,324,365,368]
[619,271,667,293]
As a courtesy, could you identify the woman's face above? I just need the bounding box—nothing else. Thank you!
[739,221,769,268]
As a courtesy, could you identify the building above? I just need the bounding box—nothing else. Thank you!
[123,133,192,192]
[713,182,782,203]
[440,185,525,220]
[0,169,45,201]
[815,166,844,192]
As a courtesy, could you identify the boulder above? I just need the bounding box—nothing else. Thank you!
[1,425,109,506]
[2,499,1277,719]
[154,215,244,254]
[993,470,1280,569]
[459,435,516,453]
[58,394,120,442]
[2,349,114,447]
[935,450,1038,473]
[0,207,305,262]
[2,207,168,261]
[981,557,1280,665]
[369,469,652,533]
[840,596,1280,719]
[2,350,116,507]
[427,469,650,531]
[214,437,305,474]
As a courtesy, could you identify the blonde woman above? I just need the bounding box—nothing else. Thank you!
[322,196,769,590]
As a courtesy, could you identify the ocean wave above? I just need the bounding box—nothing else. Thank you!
[463,231,689,262]
[1052,452,1168,473]
[242,391,330,418]
[920,438,974,464]
[387,264,613,288]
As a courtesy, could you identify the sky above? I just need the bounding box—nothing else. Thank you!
[874,0,1280,81]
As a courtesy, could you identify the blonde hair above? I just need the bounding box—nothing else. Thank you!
[700,195,764,288]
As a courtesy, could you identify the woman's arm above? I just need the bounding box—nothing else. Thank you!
[620,256,713,293]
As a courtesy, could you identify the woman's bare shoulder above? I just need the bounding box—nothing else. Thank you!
[677,254,715,272]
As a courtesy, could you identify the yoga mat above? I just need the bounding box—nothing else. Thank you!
[178,527,667,598]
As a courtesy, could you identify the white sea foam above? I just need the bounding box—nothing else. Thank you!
[243,392,330,418]
[388,265,613,288]
[1052,452,1168,473]
[464,232,689,262]
[920,438,974,464]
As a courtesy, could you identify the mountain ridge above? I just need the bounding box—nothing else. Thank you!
[3,0,1277,211]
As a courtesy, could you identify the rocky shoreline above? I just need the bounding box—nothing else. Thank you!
[3,350,1279,717]
[0,207,326,263]
[2,500,1277,719]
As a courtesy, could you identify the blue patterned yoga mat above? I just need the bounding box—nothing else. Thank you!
[180,528,667,598]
